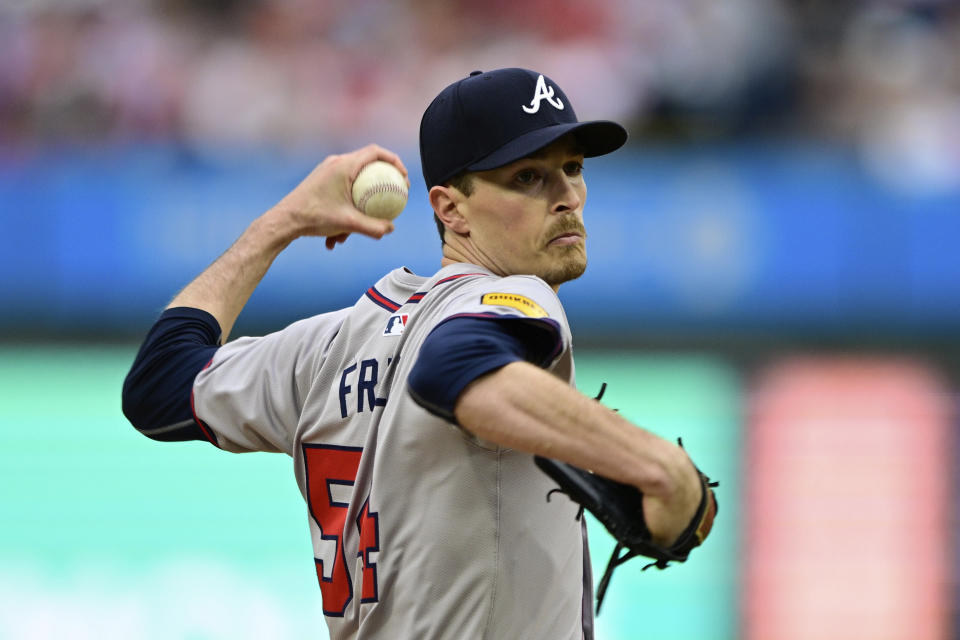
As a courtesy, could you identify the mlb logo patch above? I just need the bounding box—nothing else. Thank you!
[383,313,409,336]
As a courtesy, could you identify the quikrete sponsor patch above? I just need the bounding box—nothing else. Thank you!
[480,293,548,318]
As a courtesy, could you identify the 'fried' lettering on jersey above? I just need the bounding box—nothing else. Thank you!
[339,358,389,418]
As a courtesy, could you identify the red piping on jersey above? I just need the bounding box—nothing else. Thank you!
[366,273,486,309]
[404,273,487,304]
[435,273,486,286]
[365,287,401,312]
[190,357,221,448]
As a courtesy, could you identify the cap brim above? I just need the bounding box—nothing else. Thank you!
[467,120,627,172]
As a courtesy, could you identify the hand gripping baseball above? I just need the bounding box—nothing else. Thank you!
[534,384,719,614]
[272,144,408,250]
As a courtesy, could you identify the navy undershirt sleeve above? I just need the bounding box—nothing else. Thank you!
[407,315,562,422]
[121,307,221,442]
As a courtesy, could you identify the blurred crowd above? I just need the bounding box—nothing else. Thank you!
[1,0,959,191]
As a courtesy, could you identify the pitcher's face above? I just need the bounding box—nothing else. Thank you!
[458,137,588,287]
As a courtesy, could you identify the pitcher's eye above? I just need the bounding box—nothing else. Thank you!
[514,169,539,185]
[564,161,583,176]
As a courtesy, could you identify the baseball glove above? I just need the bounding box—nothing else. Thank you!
[534,384,718,613]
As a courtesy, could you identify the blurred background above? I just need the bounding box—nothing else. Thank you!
[1,0,958,638]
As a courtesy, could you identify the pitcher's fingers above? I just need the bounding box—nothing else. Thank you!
[350,144,409,182]
[346,214,395,239]
[324,233,348,250]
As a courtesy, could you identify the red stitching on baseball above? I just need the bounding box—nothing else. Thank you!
[357,183,407,211]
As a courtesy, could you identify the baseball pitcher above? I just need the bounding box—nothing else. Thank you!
[123,68,717,640]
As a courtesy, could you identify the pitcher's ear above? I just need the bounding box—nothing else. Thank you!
[430,185,470,235]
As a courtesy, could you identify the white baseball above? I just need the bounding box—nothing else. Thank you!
[351,161,408,220]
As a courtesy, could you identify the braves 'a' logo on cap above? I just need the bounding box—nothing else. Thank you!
[522,74,564,114]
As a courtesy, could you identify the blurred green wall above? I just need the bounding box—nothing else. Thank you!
[0,345,741,640]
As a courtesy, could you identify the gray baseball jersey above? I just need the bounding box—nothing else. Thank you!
[191,263,593,640]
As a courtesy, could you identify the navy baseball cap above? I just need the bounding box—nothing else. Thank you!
[419,68,628,188]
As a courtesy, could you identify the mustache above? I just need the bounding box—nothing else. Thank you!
[547,219,587,240]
